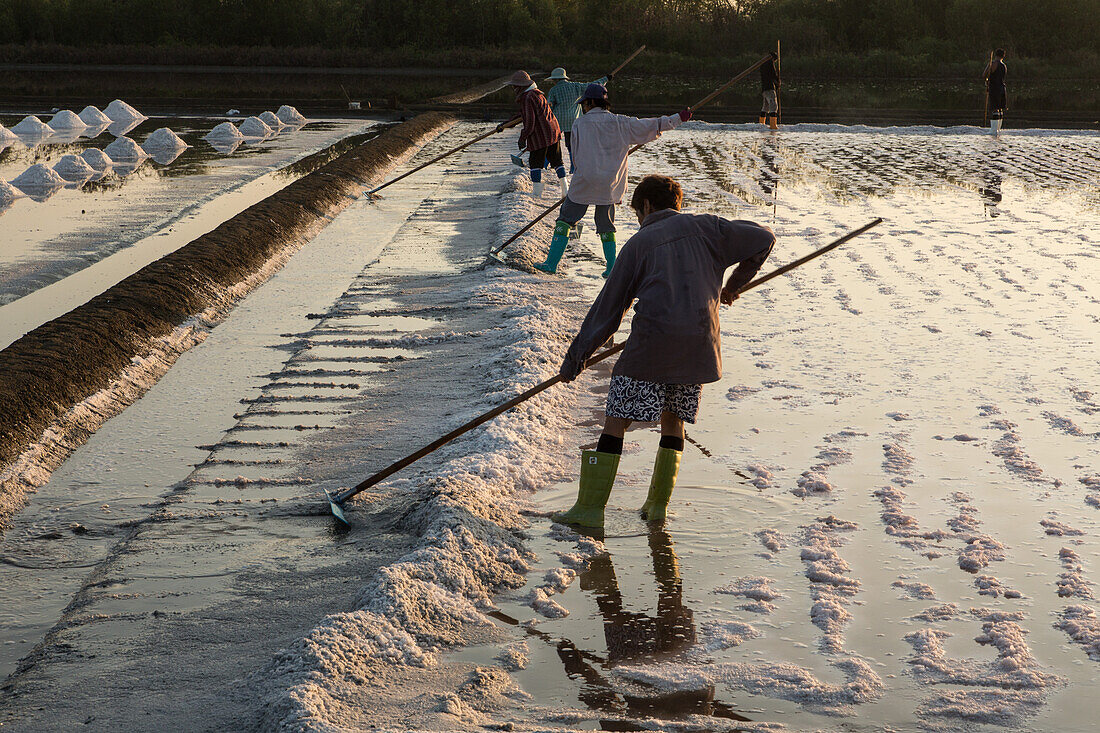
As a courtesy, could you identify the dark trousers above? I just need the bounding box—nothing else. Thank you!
[530,141,564,171]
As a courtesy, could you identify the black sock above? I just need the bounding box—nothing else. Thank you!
[659,435,684,451]
[597,433,624,455]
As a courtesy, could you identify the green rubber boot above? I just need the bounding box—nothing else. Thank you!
[534,221,571,274]
[551,450,620,528]
[640,446,682,522]
[600,232,616,278]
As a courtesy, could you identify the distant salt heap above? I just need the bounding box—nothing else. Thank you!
[104,136,149,161]
[276,105,307,125]
[81,148,113,172]
[0,124,15,144]
[142,127,189,153]
[12,163,66,192]
[0,179,24,203]
[53,154,96,184]
[79,105,112,126]
[47,110,88,131]
[238,116,274,139]
[12,116,53,137]
[103,99,147,122]
[205,122,245,142]
[258,111,285,133]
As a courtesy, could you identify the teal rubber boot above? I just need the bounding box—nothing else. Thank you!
[551,450,620,528]
[534,221,570,274]
[640,446,682,522]
[600,232,617,278]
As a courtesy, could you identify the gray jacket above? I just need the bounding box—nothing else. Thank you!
[561,209,774,385]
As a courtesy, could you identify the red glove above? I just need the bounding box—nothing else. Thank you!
[678,108,692,122]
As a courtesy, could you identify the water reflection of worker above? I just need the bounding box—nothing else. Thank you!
[980,147,1004,217]
[759,135,780,210]
[759,52,780,130]
[982,49,1008,135]
[552,528,748,722]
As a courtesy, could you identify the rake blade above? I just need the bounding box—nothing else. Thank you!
[325,489,350,528]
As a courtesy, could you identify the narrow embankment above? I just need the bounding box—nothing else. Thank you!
[0,111,454,532]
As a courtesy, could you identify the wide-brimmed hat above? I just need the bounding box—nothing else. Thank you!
[548,67,569,81]
[576,82,608,104]
[507,70,534,87]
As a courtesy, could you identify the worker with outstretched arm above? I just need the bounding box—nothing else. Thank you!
[551,175,774,528]
[983,49,1009,135]
[759,51,781,129]
[545,67,609,171]
[503,70,567,198]
[534,83,691,277]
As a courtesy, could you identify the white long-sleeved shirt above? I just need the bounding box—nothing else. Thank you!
[568,108,683,206]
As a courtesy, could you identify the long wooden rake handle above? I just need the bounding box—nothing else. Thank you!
[336,217,882,503]
[488,54,775,259]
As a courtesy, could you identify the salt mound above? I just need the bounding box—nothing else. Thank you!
[0,179,24,202]
[276,105,307,125]
[258,110,285,132]
[238,116,274,139]
[12,116,52,136]
[53,154,96,182]
[103,99,146,122]
[79,105,112,126]
[80,148,113,171]
[12,163,66,191]
[142,127,189,152]
[204,122,244,142]
[48,110,87,131]
[104,136,149,161]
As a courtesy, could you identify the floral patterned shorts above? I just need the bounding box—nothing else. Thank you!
[605,375,702,424]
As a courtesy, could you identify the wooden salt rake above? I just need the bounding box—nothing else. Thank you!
[327,218,884,526]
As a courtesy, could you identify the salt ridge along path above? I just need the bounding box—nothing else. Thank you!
[0,121,1099,732]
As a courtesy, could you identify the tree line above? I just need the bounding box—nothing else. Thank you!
[1,0,1096,72]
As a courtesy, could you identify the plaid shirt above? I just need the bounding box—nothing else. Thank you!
[546,76,607,132]
[517,87,561,152]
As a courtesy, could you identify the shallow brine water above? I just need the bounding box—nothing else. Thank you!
[452,123,1100,732]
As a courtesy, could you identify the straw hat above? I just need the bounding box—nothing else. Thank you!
[507,70,534,87]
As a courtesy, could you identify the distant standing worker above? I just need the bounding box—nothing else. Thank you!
[551,175,774,528]
[983,49,1008,135]
[545,67,609,170]
[759,51,780,130]
[503,70,567,198]
[533,83,691,278]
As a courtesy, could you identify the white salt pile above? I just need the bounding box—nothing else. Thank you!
[276,104,308,125]
[259,111,286,132]
[53,154,96,183]
[142,127,189,153]
[80,148,113,172]
[12,116,53,137]
[47,110,87,131]
[204,122,245,142]
[11,163,66,192]
[0,179,24,203]
[0,123,15,142]
[104,136,150,161]
[238,116,274,139]
[78,105,112,126]
[103,99,146,122]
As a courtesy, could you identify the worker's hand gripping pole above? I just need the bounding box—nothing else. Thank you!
[487,54,776,261]
[330,218,883,525]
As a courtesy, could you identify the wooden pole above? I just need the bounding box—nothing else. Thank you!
[488,54,775,260]
[368,117,520,196]
[776,40,782,126]
[336,217,883,505]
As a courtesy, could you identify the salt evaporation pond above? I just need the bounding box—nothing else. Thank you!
[0,121,1097,733]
